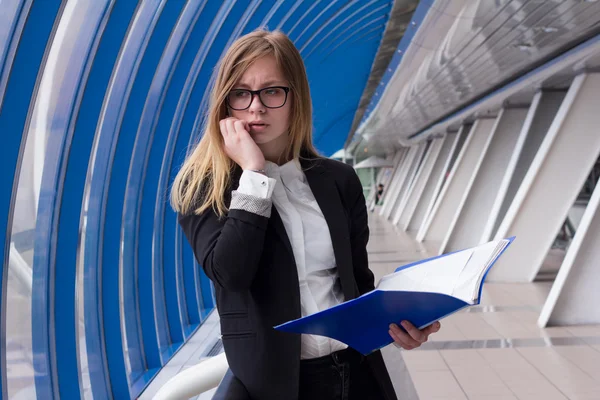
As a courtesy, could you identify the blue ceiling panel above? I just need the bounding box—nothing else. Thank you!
[0,1,393,398]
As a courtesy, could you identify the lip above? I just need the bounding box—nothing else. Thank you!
[248,121,268,133]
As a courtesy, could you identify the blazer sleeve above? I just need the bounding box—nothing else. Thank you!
[346,169,376,295]
[178,197,270,293]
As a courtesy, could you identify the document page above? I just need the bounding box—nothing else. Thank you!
[376,238,510,303]
[451,240,505,303]
[377,249,475,296]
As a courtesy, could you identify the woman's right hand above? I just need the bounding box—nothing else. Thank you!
[219,117,265,171]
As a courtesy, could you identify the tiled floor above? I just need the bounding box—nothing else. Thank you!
[367,212,600,400]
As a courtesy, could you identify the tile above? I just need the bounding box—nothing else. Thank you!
[463,305,541,313]
[477,348,568,400]
[566,393,600,400]
[415,397,466,400]
[368,253,405,262]
[447,313,503,340]
[428,319,468,342]
[581,336,600,346]
[380,346,419,400]
[479,312,533,339]
[566,324,600,337]
[401,350,448,371]
[517,347,600,398]
[409,370,467,399]
[418,336,597,351]
[477,311,574,340]
[540,326,575,337]
[440,350,514,397]
[552,345,600,380]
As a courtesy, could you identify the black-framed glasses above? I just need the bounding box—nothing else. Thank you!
[226,86,290,110]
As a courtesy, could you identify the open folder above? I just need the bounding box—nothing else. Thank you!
[275,237,514,355]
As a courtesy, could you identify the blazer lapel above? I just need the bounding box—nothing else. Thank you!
[302,158,358,301]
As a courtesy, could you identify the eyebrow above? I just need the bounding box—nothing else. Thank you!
[235,80,286,88]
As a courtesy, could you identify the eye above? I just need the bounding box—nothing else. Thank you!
[231,90,249,98]
[264,87,283,96]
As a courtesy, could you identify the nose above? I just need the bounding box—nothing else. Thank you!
[248,92,265,113]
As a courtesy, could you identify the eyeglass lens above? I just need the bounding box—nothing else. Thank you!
[228,87,287,110]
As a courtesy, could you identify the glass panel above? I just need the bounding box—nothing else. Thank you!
[6,0,110,397]
[0,0,23,71]
[6,149,38,399]
[78,183,93,400]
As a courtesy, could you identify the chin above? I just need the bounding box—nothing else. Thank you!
[251,134,272,145]
[252,130,286,145]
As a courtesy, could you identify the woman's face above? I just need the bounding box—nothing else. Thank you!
[228,55,292,148]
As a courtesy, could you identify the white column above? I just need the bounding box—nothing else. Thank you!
[481,91,567,242]
[381,146,419,220]
[380,153,401,188]
[388,142,428,224]
[367,166,387,209]
[442,107,529,253]
[538,177,600,327]
[490,73,600,282]
[416,118,497,252]
[406,132,460,234]
[378,149,407,217]
[396,138,445,230]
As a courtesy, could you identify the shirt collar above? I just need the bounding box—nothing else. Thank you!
[265,159,305,183]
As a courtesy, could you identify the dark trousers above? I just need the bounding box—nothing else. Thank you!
[299,348,385,400]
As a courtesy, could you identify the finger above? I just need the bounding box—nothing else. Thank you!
[388,328,417,350]
[219,120,228,138]
[225,118,237,138]
[400,321,427,343]
[233,120,248,135]
[389,324,420,349]
[423,321,441,339]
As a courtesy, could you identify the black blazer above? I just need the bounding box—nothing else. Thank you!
[178,156,397,400]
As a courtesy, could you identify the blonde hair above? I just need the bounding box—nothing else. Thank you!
[170,29,319,217]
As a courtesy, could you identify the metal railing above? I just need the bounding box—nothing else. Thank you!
[153,352,228,399]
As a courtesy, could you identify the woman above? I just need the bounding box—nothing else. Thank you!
[172,29,440,400]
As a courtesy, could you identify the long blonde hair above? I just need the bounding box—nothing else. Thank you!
[170,29,319,217]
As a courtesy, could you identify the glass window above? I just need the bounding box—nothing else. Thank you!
[0,0,22,76]
[5,62,44,400]
[5,0,110,397]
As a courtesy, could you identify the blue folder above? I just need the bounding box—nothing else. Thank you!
[275,237,514,355]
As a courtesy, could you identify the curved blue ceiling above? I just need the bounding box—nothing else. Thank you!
[0,1,392,399]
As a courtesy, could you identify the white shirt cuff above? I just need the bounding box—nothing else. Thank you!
[237,170,276,199]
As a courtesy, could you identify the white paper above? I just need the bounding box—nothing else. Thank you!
[377,249,474,296]
[376,239,509,304]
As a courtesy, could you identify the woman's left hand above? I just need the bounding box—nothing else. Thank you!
[389,320,441,350]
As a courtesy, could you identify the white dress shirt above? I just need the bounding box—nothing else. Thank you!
[235,159,348,359]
